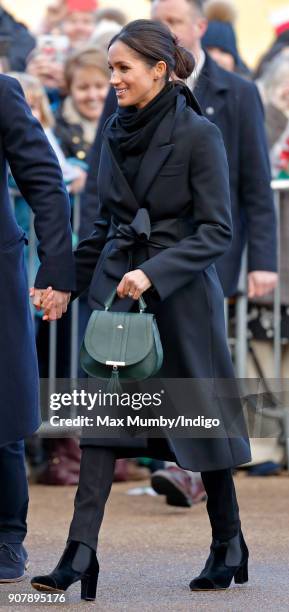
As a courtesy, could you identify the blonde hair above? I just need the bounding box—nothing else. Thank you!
[8,72,54,129]
[64,46,110,90]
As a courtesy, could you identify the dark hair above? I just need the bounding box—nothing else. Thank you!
[108,19,195,80]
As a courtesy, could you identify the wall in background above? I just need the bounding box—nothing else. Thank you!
[3,0,289,67]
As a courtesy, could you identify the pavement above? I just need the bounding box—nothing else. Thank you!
[0,474,288,611]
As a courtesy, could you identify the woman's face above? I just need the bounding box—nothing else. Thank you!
[70,66,109,121]
[108,40,166,109]
[63,11,96,48]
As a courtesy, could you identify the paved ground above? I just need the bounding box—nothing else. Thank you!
[0,474,288,611]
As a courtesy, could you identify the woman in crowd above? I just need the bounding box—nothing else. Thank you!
[62,0,98,51]
[31,19,250,600]
[26,47,66,112]
[55,45,110,167]
[10,73,85,191]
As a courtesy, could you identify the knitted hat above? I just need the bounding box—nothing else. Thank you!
[202,0,239,64]
[271,7,289,37]
[66,0,98,12]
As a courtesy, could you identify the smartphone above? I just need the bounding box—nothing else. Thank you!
[36,35,69,63]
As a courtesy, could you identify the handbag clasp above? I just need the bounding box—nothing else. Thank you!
[106,361,126,367]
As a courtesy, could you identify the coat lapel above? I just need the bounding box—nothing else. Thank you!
[133,107,178,205]
[195,54,230,121]
[102,96,186,210]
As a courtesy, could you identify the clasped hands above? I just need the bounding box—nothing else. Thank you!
[31,269,151,322]
[29,287,71,321]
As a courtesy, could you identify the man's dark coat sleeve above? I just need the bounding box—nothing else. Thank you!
[0,76,75,290]
[238,82,277,273]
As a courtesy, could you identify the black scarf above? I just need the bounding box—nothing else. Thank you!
[106,81,201,188]
[106,82,181,187]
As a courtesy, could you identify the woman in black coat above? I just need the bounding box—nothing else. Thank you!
[32,20,250,599]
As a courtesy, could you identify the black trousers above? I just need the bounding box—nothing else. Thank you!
[0,441,28,544]
[68,447,240,550]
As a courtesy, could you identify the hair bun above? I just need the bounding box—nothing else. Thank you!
[174,45,195,79]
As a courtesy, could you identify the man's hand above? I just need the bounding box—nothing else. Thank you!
[247,271,278,298]
[29,287,71,321]
[117,270,152,300]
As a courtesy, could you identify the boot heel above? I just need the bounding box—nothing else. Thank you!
[81,572,98,601]
[234,561,248,584]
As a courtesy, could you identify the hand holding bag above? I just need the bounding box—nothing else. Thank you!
[80,289,163,389]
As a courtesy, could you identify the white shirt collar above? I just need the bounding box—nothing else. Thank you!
[186,49,206,92]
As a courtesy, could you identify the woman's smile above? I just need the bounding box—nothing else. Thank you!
[115,87,129,98]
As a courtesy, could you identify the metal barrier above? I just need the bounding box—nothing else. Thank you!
[9,183,289,463]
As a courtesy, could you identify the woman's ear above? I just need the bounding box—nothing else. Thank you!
[154,60,167,81]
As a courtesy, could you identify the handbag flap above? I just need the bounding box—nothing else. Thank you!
[83,310,155,366]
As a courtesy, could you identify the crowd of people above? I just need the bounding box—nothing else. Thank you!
[0,0,288,538]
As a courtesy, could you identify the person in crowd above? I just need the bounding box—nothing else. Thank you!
[249,54,289,379]
[255,7,289,80]
[37,0,67,36]
[10,73,86,192]
[55,46,110,166]
[91,9,126,51]
[78,0,278,507]
[94,7,127,28]
[32,19,250,598]
[0,73,74,583]
[0,3,35,71]
[26,48,66,112]
[202,0,251,77]
[62,0,98,51]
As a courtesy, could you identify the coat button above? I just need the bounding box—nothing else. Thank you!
[72,136,80,144]
[206,106,215,115]
[76,150,86,160]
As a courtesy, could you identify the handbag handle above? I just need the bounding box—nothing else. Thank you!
[104,288,147,313]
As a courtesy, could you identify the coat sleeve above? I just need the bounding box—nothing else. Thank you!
[0,76,75,291]
[139,120,232,301]
[238,82,277,273]
[79,87,117,241]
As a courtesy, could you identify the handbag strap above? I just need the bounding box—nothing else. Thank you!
[104,288,147,313]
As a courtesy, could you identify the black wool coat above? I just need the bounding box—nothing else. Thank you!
[194,55,277,296]
[74,90,251,471]
[80,55,277,296]
[0,75,75,446]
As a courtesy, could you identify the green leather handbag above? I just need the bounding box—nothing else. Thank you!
[80,289,163,384]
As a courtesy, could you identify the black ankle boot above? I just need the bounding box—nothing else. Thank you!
[31,541,99,601]
[189,530,248,591]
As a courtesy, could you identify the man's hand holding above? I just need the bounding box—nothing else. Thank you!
[29,287,71,321]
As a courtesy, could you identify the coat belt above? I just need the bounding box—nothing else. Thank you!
[104,208,194,280]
